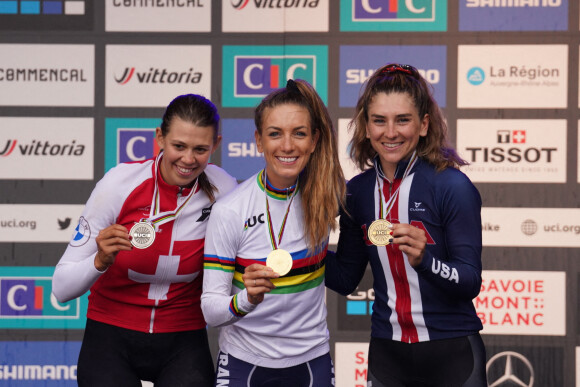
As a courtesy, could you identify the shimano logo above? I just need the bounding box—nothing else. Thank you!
[466,0,560,7]
[0,365,77,380]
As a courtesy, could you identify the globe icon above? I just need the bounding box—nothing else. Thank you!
[521,219,537,236]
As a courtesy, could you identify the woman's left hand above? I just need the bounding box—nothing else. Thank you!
[390,223,427,268]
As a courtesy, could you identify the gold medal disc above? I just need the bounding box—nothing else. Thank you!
[368,219,393,246]
[129,222,155,249]
[266,249,293,276]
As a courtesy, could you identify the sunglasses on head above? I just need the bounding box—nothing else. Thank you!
[380,63,419,76]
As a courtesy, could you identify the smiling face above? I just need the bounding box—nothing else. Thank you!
[155,117,220,187]
[366,92,429,180]
[255,103,318,189]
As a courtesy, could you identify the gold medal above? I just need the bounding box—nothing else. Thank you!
[368,219,393,246]
[129,221,155,249]
[266,248,293,276]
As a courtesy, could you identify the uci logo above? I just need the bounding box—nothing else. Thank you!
[244,214,265,230]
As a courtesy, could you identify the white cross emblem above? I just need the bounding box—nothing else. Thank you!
[128,255,197,301]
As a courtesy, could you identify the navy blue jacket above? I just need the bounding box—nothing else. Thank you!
[326,157,483,342]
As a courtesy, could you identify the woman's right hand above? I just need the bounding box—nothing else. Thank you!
[242,263,279,305]
[94,224,132,271]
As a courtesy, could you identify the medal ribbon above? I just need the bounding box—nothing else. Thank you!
[262,169,298,251]
[143,151,198,230]
[375,151,418,220]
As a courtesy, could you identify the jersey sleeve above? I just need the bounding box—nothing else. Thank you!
[201,201,256,327]
[414,173,483,300]
[325,186,369,296]
[52,170,124,303]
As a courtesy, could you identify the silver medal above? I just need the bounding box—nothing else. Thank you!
[129,221,155,249]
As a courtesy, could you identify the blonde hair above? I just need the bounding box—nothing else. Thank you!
[255,79,346,252]
[349,63,467,172]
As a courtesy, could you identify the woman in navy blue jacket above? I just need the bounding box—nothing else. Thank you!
[326,63,487,387]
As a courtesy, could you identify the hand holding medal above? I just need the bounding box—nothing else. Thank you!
[94,224,133,271]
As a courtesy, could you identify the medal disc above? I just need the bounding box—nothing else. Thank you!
[368,219,393,246]
[129,222,155,249]
[266,248,293,276]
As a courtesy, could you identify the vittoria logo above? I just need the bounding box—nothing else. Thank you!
[0,139,85,157]
[231,0,320,9]
[114,67,202,85]
[0,140,16,157]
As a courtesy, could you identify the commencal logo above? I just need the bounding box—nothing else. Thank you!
[340,0,447,31]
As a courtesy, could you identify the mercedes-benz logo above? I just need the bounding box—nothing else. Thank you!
[486,351,534,387]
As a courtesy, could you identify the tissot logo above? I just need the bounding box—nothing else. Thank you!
[486,351,534,387]
[464,130,555,164]
[114,67,202,85]
[457,120,566,183]
[497,130,525,144]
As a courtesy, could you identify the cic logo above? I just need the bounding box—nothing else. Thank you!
[105,118,161,172]
[0,268,87,328]
[223,45,328,107]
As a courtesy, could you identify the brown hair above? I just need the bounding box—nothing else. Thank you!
[159,94,220,202]
[349,63,467,171]
[255,79,346,252]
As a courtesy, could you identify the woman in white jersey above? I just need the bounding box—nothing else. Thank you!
[201,79,345,386]
[52,94,237,386]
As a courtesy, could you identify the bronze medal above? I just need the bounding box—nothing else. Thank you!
[368,219,393,246]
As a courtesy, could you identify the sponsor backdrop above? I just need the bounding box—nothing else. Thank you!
[0,1,578,385]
